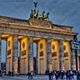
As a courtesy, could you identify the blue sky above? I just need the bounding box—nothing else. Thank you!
[0,0,80,62]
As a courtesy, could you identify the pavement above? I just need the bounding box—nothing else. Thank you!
[0,75,78,80]
[0,75,49,80]
[0,76,28,80]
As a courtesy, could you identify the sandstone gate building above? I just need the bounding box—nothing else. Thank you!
[0,2,80,75]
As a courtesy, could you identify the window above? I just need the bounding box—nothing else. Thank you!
[21,50,26,56]
[64,45,66,50]
[7,49,11,55]
[52,52,57,57]
[64,52,68,57]
[52,45,55,50]
[23,42,25,48]
[40,43,43,49]
[40,51,43,56]
[8,41,10,47]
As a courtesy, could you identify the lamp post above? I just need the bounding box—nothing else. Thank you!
[75,49,78,71]
[71,35,80,71]
[74,35,78,71]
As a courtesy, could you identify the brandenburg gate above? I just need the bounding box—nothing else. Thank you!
[0,1,78,75]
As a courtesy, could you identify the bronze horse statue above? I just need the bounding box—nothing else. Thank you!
[30,9,38,19]
[38,11,49,20]
[30,1,49,20]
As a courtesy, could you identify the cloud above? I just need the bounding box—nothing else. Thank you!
[0,0,80,39]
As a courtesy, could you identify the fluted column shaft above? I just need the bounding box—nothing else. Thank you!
[28,37,34,73]
[59,40,64,70]
[47,39,52,72]
[13,35,18,74]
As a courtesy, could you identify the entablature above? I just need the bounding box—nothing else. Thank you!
[52,24,73,32]
[0,16,77,37]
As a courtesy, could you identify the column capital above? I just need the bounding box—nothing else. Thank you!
[58,39,64,41]
[13,34,18,38]
[29,36,33,41]
[47,38,52,42]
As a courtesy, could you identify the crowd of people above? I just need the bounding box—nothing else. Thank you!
[27,70,80,80]
[48,70,80,80]
[0,70,79,80]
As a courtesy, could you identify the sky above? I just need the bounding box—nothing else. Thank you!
[0,0,80,62]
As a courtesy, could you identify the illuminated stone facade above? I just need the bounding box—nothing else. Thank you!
[0,16,79,75]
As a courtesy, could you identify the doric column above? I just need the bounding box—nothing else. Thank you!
[13,35,18,75]
[28,37,34,73]
[0,34,1,71]
[59,40,64,70]
[68,41,72,70]
[47,39,52,72]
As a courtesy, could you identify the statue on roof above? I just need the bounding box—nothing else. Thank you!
[30,1,49,20]
[43,12,49,20]
[34,1,38,8]
[38,11,49,20]
[30,1,38,19]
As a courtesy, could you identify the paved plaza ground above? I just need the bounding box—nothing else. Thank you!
[0,76,64,80]
[0,75,79,80]
[0,76,28,80]
[0,75,49,80]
